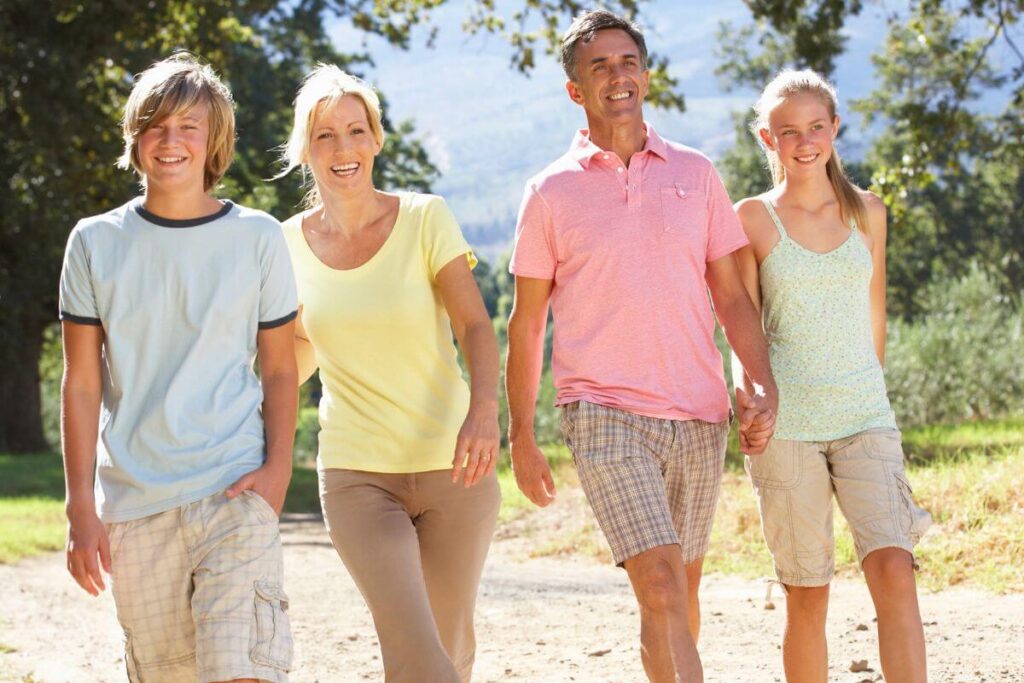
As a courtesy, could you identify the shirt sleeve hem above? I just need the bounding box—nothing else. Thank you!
[434,247,477,277]
[59,311,102,326]
[508,265,556,280]
[258,309,298,330]
[706,237,751,264]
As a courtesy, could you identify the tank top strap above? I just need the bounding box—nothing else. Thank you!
[760,198,789,240]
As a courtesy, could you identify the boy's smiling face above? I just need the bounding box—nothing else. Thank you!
[137,101,210,194]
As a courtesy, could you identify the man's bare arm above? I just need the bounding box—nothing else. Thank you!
[505,276,557,506]
[706,251,778,454]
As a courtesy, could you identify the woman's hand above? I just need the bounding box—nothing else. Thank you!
[451,403,500,487]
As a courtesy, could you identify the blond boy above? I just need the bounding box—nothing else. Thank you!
[60,53,298,683]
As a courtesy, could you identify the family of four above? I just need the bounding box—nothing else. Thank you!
[59,9,931,683]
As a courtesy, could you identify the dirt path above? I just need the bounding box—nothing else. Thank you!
[2,493,1022,683]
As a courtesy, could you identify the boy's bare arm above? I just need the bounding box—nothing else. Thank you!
[61,320,109,596]
[227,321,298,514]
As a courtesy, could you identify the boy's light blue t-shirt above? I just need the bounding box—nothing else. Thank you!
[59,199,298,523]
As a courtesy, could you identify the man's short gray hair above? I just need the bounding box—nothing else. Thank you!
[559,10,648,81]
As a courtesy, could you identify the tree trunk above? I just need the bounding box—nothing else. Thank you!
[0,318,50,453]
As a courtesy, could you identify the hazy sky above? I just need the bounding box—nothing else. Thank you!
[326,1,889,234]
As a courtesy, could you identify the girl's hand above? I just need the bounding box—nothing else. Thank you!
[452,405,500,487]
[736,387,776,455]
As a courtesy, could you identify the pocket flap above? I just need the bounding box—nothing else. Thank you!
[255,580,289,609]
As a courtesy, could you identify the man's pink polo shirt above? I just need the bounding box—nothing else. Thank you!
[509,124,748,422]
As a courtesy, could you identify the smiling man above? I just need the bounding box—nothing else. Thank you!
[505,10,778,682]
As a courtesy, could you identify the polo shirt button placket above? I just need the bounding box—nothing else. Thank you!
[627,167,640,210]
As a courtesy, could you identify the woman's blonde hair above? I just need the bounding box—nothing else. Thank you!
[751,69,868,232]
[118,52,235,191]
[277,64,385,209]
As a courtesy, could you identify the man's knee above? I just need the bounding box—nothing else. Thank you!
[627,547,687,614]
[685,558,704,597]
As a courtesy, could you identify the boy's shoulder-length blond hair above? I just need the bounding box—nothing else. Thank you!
[277,64,385,209]
[117,52,235,192]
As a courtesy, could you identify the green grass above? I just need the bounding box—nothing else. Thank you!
[704,417,1024,592]
[0,453,65,564]
[496,442,575,522]
[5,418,1022,593]
[0,451,324,563]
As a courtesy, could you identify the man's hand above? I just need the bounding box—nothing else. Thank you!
[452,405,501,487]
[510,435,556,507]
[66,503,111,596]
[226,462,292,516]
[736,386,778,455]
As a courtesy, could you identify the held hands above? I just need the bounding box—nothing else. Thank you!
[225,461,292,516]
[451,404,500,487]
[736,385,778,455]
[510,435,556,507]
[65,502,111,596]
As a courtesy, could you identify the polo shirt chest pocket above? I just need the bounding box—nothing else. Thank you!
[660,185,706,234]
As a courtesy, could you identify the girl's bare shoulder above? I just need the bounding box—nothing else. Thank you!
[734,195,778,239]
[856,189,888,240]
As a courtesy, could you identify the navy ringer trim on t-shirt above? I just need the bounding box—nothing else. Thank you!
[60,311,102,326]
[134,200,234,227]
[258,310,298,330]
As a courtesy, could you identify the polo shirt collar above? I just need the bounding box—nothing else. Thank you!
[568,122,669,168]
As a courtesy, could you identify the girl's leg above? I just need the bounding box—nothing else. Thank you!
[412,470,501,683]
[746,438,834,682]
[782,584,830,683]
[862,548,927,683]
[830,429,930,683]
[320,469,461,683]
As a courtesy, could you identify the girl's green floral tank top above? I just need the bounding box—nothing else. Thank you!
[758,197,897,441]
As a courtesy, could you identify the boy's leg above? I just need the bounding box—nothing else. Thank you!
[414,469,501,683]
[830,429,930,683]
[746,438,834,682]
[108,509,198,683]
[320,468,461,683]
[190,490,292,683]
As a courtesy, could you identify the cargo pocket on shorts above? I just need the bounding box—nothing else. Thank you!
[746,440,802,490]
[894,472,933,545]
[122,629,141,683]
[250,580,294,671]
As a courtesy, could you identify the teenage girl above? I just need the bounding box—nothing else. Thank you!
[732,69,933,683]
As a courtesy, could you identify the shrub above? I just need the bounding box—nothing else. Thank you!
[886,263,1024,427]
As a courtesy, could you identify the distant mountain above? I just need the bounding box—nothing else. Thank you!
[329,1,890,254]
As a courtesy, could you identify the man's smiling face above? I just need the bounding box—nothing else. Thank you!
[566,28,649,126]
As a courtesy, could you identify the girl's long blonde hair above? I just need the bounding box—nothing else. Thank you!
[751,69,868,232]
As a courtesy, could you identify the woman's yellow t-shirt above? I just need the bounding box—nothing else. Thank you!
[281,192,477,473]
